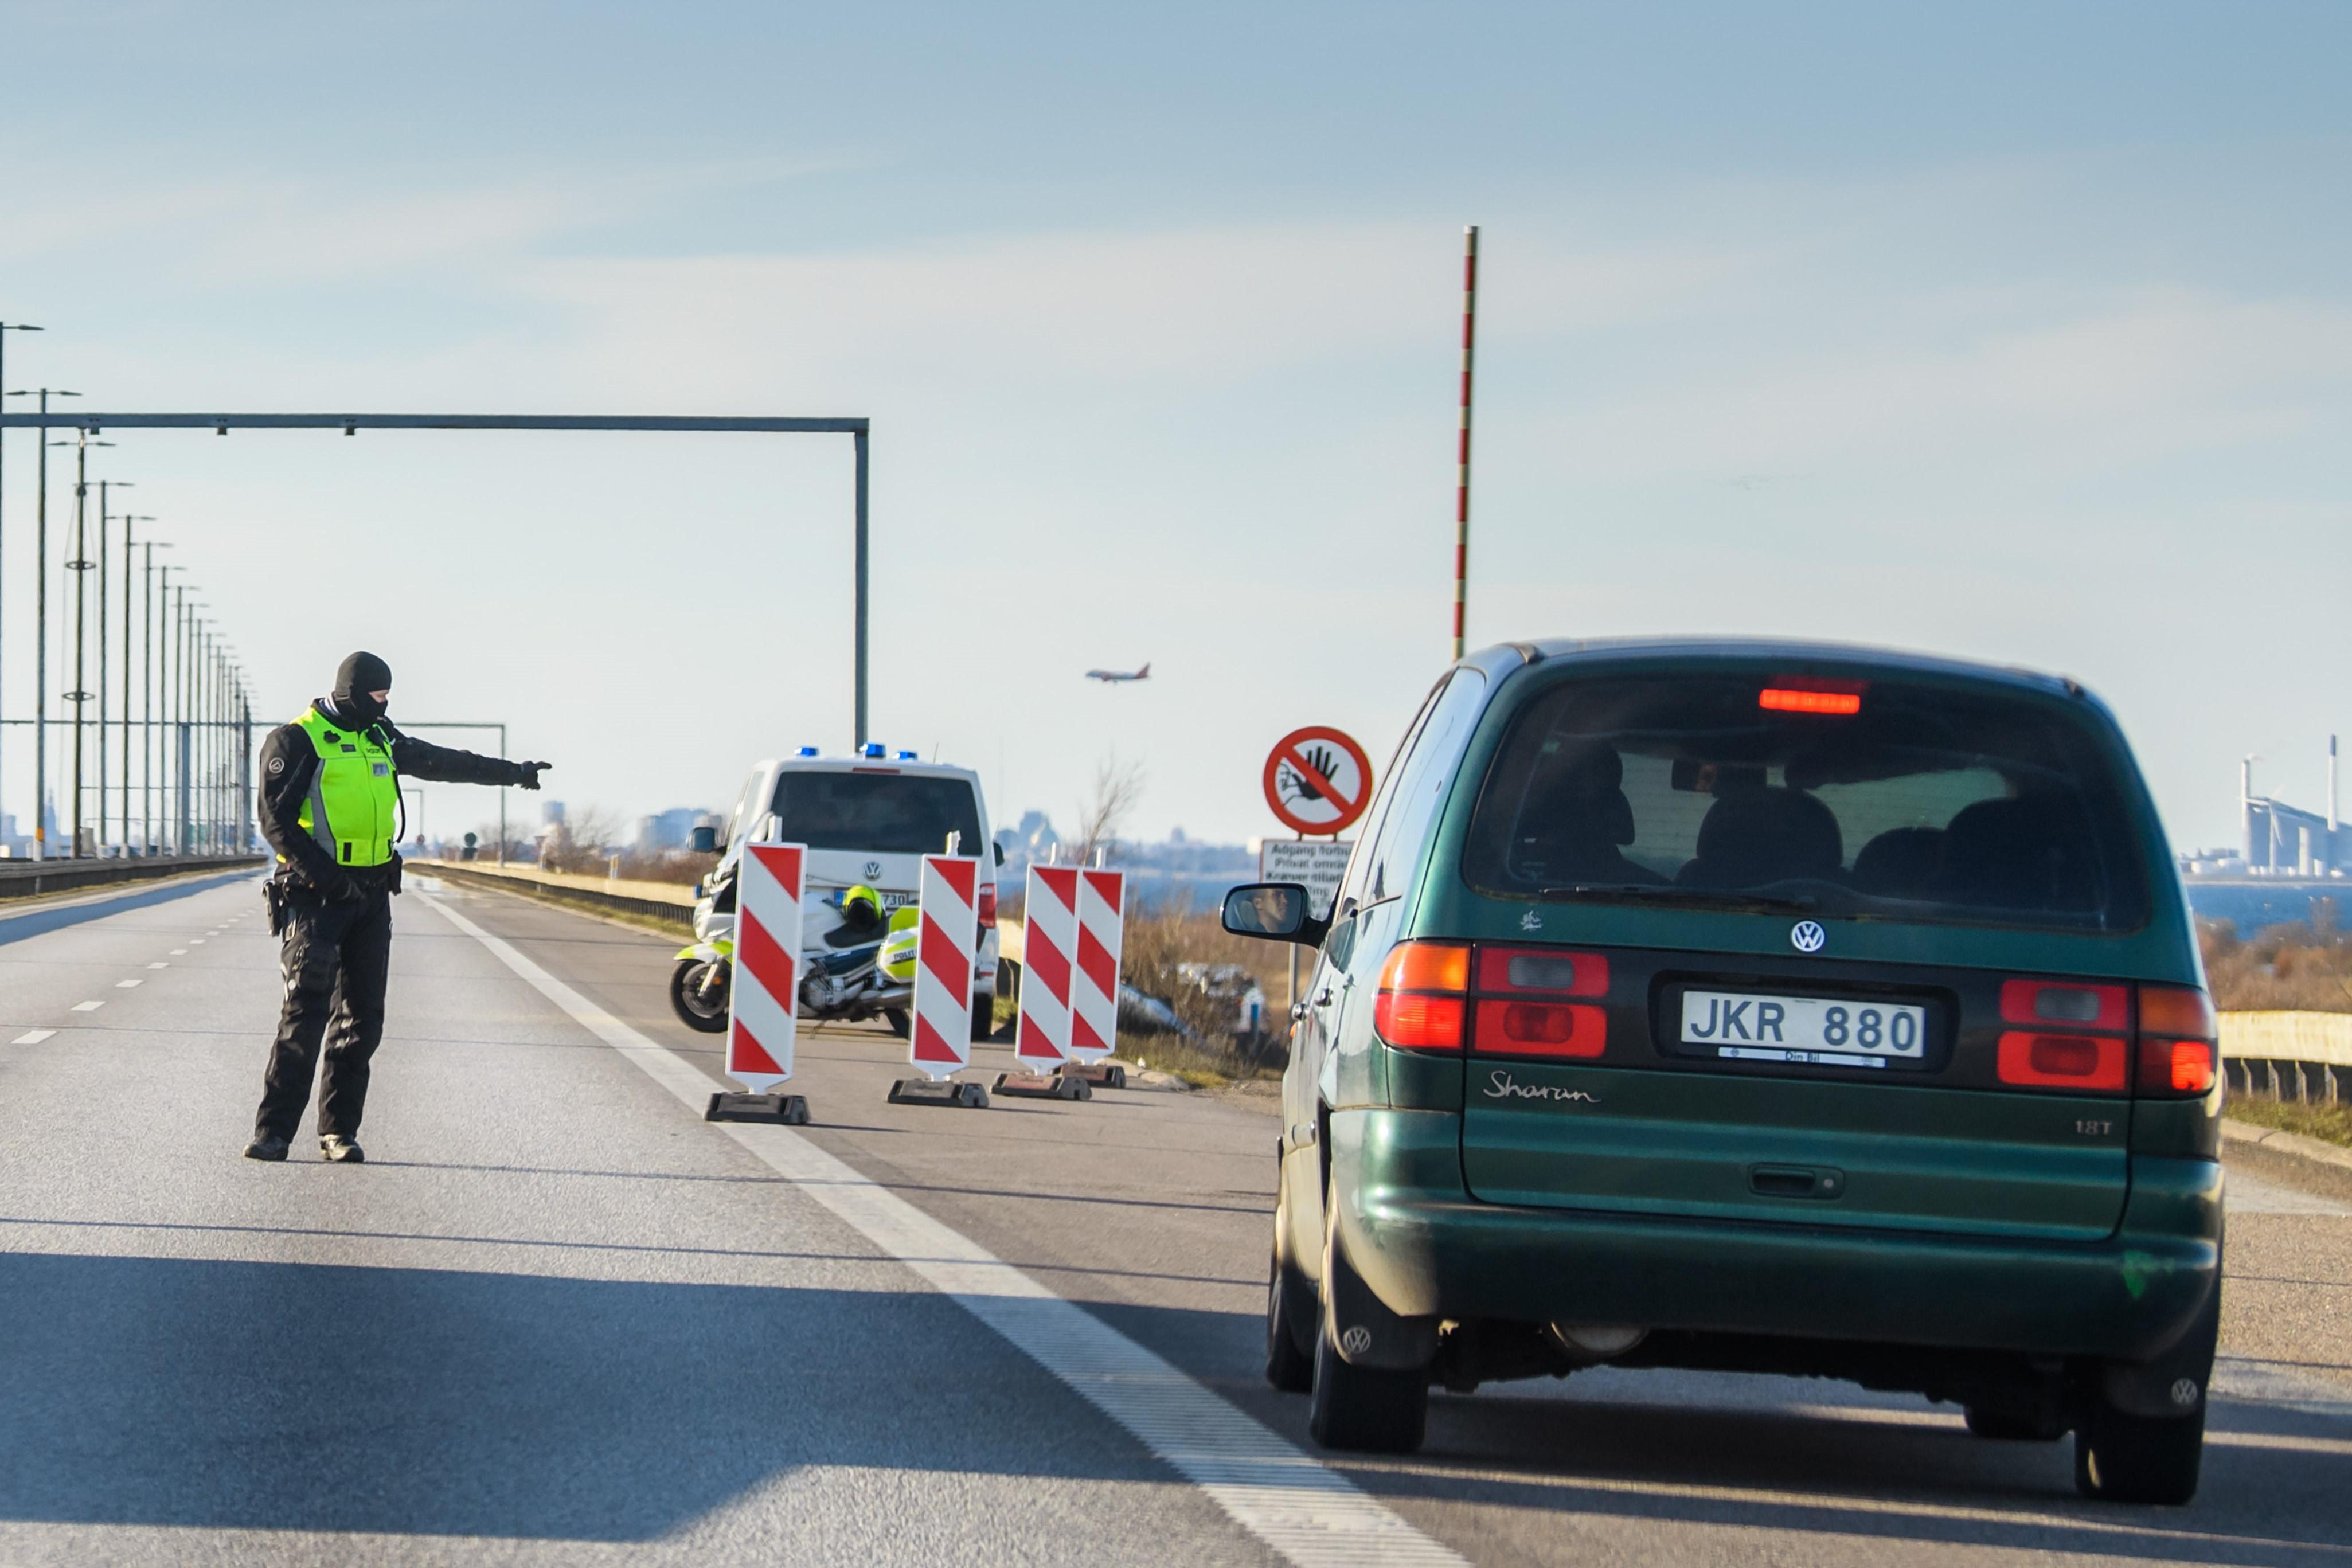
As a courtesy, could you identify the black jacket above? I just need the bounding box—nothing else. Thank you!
[257,701,528,888]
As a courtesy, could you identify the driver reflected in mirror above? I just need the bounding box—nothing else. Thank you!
[1225,883,1305,936]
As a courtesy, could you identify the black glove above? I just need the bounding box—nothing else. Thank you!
[515,761,550,791]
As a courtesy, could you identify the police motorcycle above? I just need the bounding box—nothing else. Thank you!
[669,878,923,1034]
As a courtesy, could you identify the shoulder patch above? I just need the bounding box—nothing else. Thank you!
[267,756,286,775]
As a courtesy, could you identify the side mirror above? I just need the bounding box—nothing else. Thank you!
[1221,882,1328,947]
[994,842,1007,867]
[689,826,719,854]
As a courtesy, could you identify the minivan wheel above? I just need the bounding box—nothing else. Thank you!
[1308,1311,1428,1452]
[1265,1249,1314,1393]
[2073,1403,2204,1504]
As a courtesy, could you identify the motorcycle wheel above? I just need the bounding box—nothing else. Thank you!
[882,1007,911,1038]
[669,958,730,1033]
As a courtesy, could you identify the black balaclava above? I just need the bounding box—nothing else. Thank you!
[329,651,393,729]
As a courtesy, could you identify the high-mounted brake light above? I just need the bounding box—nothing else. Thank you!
[1760,688,1862,715]
[1373,941,1468,1053]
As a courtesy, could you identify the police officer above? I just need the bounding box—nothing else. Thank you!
[243,652,550,1163]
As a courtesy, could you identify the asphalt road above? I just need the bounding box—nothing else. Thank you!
[2,870,2347,1566]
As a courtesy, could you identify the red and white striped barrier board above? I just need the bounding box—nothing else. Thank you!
[908,854,982,1081]
[725,842,806,1093]
[1069,869,1126,1064]
[1015,865,1080,1067]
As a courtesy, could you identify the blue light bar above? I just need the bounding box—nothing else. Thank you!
[896,750,919,761]
[796,745,819,757]
[862,742,886,758]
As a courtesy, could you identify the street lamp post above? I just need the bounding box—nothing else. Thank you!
[118,515,151,850]
[92,479,132,853]
[9,389,79,856]
[64,435,116,855]
[147,553,174,853]
[0,322,46,843]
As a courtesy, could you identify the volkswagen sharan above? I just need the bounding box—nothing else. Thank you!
[1223,640,2222,1504]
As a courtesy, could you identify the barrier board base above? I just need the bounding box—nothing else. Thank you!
[706,1092,812,1125]
[888,1077,990,1109]
[994,1070,1091,1101]
[1060,1062,1128,1090]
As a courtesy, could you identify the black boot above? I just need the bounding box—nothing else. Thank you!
[320,1135,366,1164]
[243,1133,290,1162]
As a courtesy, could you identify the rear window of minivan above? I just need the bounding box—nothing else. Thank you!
[1460,671,2152,932]
[771,772,983,857]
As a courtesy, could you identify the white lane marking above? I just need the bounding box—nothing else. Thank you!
[2228,1170,2350,1217]
[71,1001,104,1012]
[421,891,1463,1568]
[2212,1356,2352,1420]
[147,962,169,969]
[170,949,187,956]
[189,940,205,945]
[115,979,143,990]
[12,1030,57,1045]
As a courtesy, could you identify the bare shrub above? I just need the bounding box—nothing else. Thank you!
[2199,906,2352,1012]
[1068,753,1144,868]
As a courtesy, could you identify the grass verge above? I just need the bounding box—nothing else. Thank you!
[2229,1093,2352,1149]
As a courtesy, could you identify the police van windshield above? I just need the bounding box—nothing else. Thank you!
[1459,672,2152,932]
[771,772,983,857]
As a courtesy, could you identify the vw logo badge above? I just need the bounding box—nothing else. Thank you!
[1790,920,1827,954]
[864,860,882,879]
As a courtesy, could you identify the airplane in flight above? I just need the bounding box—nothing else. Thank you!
[1085,662,1151,683]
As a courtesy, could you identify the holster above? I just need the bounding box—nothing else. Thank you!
[387,853,404,896]
[263,878,290,937]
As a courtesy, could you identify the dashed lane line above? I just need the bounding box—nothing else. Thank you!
[147,961,169,969]
[115,979,143,990]
[70,1002,104,1012]
[11,1030,56,1045]
[420,887,1466,1568]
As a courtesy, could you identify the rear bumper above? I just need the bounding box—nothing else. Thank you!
[1331,1109,2222,1364]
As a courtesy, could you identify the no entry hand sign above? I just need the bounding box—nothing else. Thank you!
[1262,726,1372,837]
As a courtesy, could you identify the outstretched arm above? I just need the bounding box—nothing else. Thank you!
[382,722,548,789]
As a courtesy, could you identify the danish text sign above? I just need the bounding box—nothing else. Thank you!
[1257,838,1355,920]
[1262,726,1372,837]
[726,842,806,1093]
[908,854,982,1080]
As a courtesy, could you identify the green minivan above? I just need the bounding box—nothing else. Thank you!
[1224,640,2222,1504]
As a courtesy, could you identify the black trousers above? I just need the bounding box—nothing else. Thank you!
[255,884,394,1141]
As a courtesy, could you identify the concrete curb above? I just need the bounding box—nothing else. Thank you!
[2222,1116,2352,1176]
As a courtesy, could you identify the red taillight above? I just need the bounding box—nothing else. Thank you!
[1759,687,1861,715]
[2134,984,2218,1098]
[2000,979,2128,1032]
[1991,976,2217,1098]
[977,882,998,928]
[1373,941,1469,1052]
[1474,999,1607,1057]
[1466,944,1609,1058]
[1997,1031,2127,1091]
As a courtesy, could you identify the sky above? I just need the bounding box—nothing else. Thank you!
[0,1,2347,853]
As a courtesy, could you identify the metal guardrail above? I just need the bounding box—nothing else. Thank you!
[412,859,698,931]
[2222,1011,2352,1102]
[0,853,267,903]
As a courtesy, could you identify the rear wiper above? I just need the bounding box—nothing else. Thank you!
[1534,883,1820,914]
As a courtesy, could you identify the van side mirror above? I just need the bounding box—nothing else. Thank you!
[689,826,719,854]
[994,842,1007,867]
[1221,882,1329,947]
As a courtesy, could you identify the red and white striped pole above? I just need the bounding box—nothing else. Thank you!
[1452,224,1478,662]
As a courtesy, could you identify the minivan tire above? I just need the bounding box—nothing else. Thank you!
[2073,1403,2203,1504]
[1265,1249,1314,1393]
[1308,1311,1428,1452]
